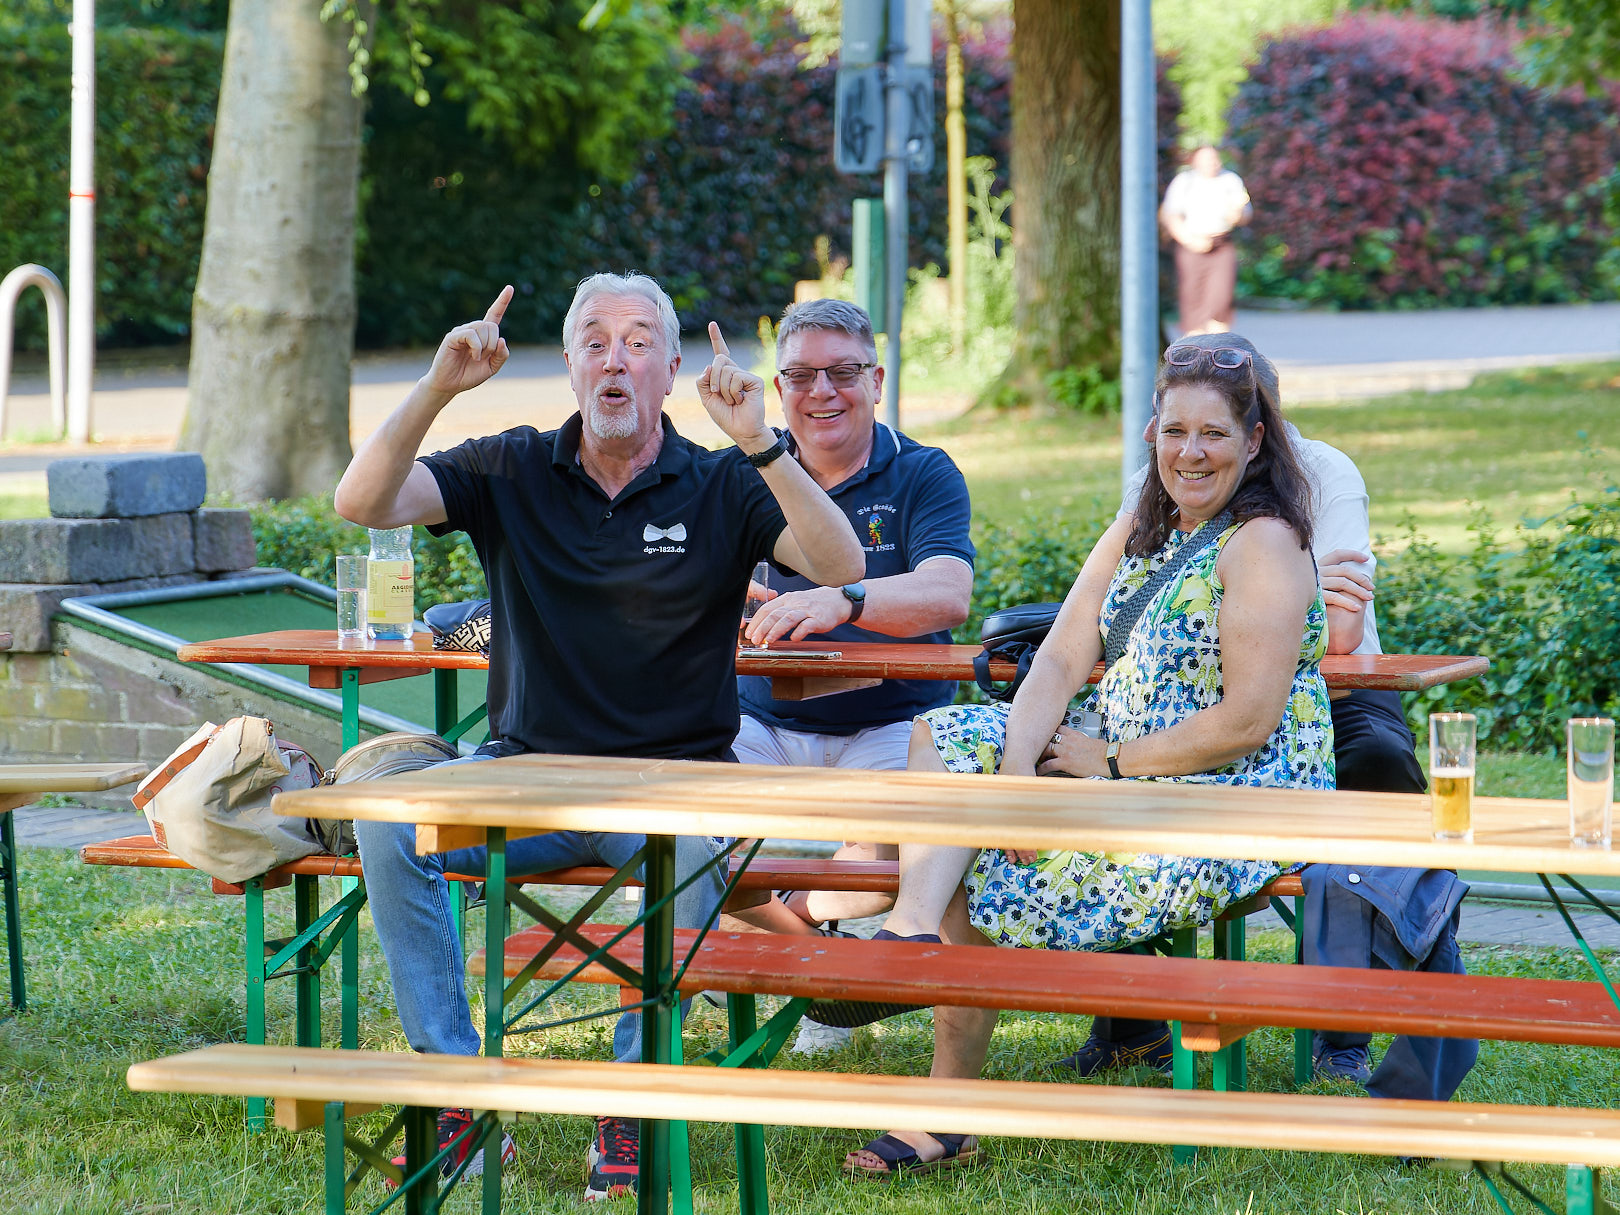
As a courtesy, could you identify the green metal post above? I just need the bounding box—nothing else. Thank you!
[1212,916,1247,1092]
[1,809,24,1010]
[324,1101,346,1215]
[404,1103,435,1215]
[295,874,321,1049]
[434,669,457,737]
[639,834,678,1215]
[852,199,886,331]
[728,994,771,1215]
[1567,1165,1611,1215]
[1293,894,1311,1087]
[669,1030,694,1215]
[482,828,507,1215]
[340,668,360,752]
[341,876,360,1050]
[246,879,268,1131]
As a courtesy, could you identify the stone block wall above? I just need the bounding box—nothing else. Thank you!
[0,453,317,804]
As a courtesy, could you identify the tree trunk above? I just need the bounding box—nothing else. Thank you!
[944,1,967,355]
[180,0,362,500]
[998,0,1120,405]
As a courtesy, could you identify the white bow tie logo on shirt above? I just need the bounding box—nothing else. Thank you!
[643,523,687,542]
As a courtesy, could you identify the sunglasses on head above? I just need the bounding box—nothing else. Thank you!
[1164,345,1253,370]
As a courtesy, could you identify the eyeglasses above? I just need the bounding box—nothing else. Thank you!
[778,362,875,389]
[1165,345,1252,370]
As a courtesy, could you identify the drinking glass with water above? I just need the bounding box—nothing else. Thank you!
[1568,717,1614,848]
[335,554,367,640]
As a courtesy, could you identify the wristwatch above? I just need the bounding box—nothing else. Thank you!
[839,582,867,624]
[1105,739,1123,780]
[744,429,790,468]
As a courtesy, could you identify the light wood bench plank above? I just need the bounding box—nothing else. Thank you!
[127,1044,1620,1166]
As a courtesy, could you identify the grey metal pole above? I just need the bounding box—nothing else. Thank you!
[881,0,909,431]
[68,0,96,445]
[1120,0,1157,496]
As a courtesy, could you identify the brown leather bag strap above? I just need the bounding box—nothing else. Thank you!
[131,726,220,810]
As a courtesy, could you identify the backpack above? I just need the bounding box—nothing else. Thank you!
[135,719,460,882]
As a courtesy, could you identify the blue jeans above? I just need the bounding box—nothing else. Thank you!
[355,756,728,1063]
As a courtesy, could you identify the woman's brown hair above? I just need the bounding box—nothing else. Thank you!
[1126,332,1314,557]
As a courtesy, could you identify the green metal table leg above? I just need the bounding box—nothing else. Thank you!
[669,1029,694,1215]
[1568,1165,1614,1215]
[246,878,268,1131]
[341,668,360,752]
[1212,915,1247,1092]
[324,1101,346,1215]
[639,834,677,1215]
[434,669,457,737]
[1,808,24,1011]
[482,828,507,1215]
[404,1102,436,1215]
[341,876,360,1050]
[1292,893,1311,1087]
[295,874,321,1049]
[1169,926,1200,1166]
[728,994,771,1215]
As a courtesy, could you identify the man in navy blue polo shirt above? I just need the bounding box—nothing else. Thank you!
[333,273,863,1199]
[727,299,974,1050]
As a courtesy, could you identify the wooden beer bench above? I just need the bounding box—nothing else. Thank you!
[128,1044,1620,1214]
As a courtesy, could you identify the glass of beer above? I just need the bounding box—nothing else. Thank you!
[1568,717,1614,848]
[1429,713,1476,842]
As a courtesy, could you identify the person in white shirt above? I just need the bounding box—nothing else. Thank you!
[1160,145,1252,336]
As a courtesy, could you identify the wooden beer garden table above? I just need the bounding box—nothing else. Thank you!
[175,629,1491,750]
[271,754,1616,1215]
[0,761,148,1009]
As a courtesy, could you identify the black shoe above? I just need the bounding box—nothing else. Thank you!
[1054,1025,1174,1077]
[585,1116,638,1202]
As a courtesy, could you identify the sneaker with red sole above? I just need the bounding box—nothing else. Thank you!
[584,1115,639,1201]
[386,1107,516,1187]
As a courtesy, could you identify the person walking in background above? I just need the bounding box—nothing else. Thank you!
[1161,145,1252,336]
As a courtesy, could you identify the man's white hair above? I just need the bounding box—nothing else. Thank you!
[562,272,681,359]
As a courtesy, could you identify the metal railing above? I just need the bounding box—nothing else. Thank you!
[0,264,68,441]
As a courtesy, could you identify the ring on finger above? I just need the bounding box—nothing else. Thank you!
[1051,732,1063,747]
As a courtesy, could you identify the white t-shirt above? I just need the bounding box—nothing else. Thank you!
[1161,168,1250,243]
[1117,423,1382,655]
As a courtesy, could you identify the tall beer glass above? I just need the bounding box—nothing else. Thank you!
[1429,713,1476,842]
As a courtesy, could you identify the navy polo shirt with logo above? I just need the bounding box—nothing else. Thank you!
[420,414,787,759]
[738,423,975,736]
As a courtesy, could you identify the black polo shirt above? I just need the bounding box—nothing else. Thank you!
[420,415,787,759]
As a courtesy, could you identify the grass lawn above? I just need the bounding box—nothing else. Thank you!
[930,361,1619,552]
[3,848,1616,1214]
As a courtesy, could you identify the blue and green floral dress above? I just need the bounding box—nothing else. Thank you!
[924,518,1335,951]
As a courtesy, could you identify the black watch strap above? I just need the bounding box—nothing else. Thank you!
[1106,741,1123,779]
[745,430,790,468]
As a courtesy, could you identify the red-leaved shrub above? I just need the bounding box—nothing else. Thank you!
[1227,15,1620,309]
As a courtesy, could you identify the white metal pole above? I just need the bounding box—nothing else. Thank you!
[881,0,909,431]
[1120,0,1158,495]
[68,0,96,445]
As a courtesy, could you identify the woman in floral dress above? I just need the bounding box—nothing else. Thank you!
[838,332,1334,1178]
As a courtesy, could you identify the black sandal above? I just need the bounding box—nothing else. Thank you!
[844,1131,980,1179]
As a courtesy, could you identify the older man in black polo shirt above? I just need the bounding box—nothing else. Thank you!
[334,272,863,1200]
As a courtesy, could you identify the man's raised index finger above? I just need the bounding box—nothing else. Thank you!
[708,321,730,358]
[484,284,514,325]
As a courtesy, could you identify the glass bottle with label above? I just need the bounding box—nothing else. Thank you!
[366,526,415,641]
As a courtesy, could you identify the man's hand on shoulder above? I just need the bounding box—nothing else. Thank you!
[422,286,513,400]
[697,322,771,451]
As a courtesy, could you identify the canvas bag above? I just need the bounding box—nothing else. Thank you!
[314,731,461,855]
[132,716,327,883]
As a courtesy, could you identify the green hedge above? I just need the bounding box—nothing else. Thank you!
[0,24,221,349]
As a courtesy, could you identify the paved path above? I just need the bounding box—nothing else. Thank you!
[2,302,1617,486]
[14,802,1617,951]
